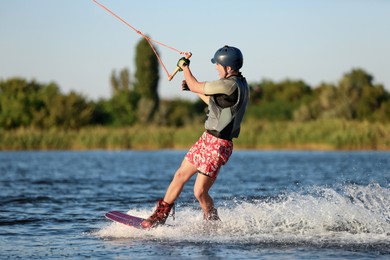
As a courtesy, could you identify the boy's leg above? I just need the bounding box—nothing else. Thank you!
[193,173,219,220]
[163,158,198,204]
[141,159,197,228]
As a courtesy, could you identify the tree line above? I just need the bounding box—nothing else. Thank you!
[249,69,390,122]
[1,39,389,130]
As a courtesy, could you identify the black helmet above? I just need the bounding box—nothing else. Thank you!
[211,45,243,71]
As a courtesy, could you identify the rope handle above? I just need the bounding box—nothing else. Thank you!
[168,52,192,81]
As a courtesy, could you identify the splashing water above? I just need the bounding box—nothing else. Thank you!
[96,183,390,249]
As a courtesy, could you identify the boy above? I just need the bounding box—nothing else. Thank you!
[141,45,249,228]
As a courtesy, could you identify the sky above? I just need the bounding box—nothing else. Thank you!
[1,0,389,101]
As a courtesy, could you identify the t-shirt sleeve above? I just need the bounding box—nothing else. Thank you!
[204,79,237,96]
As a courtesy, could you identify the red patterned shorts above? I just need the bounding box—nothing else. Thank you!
[185,131,233,180]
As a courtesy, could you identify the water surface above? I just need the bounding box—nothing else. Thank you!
[1,150,389,259]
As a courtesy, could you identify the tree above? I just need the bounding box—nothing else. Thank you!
[134,37,160,124]
[0,78,43,129]
[32,82,63,128]
[0,78,94,129]
[294,83,338,121]
[293,68,390,122]
[107,68,139,126]
[155,99,203,127]
[111,68,131,96]
[59,91,94,129]
[248,79,312,121]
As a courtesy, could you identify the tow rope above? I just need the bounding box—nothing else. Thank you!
[92,0,191,81]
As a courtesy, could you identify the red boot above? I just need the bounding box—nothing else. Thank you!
[141,199,175,228]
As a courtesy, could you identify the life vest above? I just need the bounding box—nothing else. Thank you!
[205,75,249,140]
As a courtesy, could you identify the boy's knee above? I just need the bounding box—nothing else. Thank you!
[194,186,206,201]
[173,168,189,183]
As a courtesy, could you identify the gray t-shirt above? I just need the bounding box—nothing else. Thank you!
[204,78,238,96]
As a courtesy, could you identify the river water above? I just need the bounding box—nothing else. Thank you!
[1,150,389,259]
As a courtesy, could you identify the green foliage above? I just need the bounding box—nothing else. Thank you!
[235,119,390,150]
[0,78,41,128]
[248,79,313,120]
[1,120,389,150]
[0,78,93,130]
[134,37,160,123]
[2,61,390,152]
[293,69,390,122]
[106,68,139,126]
[155,99,204,127]
[247,68,390,123]
[111,68,131,95]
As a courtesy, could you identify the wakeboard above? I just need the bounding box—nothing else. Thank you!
[105,211,145,229]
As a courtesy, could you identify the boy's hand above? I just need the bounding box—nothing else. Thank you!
[181,80,190,91]
[177,57,190,71]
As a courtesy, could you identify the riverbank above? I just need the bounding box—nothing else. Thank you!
[1,120,389,151]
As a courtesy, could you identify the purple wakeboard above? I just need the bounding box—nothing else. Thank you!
[105,211,145,229]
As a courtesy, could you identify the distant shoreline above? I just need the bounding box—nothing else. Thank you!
[1,120,389,151]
